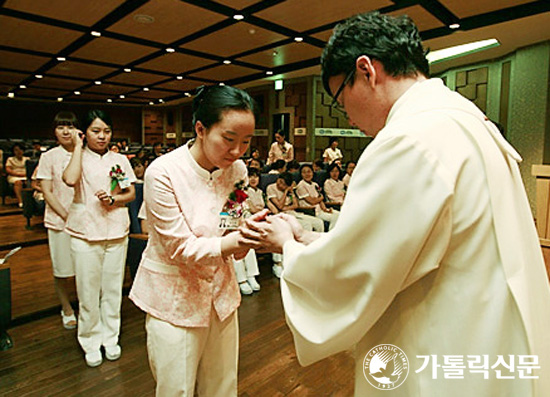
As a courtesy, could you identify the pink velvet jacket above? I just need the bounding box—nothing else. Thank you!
[129,144,246,327]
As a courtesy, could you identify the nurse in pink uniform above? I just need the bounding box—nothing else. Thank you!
[130,85,259,396]
[63,110,136,368]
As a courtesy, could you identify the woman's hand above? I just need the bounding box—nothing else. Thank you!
[70,128,85,147]
[240,214,295,254]
[95,189,114,207]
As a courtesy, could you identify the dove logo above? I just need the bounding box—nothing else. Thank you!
[363,344,409,390]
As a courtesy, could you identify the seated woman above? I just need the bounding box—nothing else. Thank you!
[266,172,322,278]
[296,163,339,231]
[324,162,346,209]
[5,143,29,208]
[342,160,356,188]
[233,168,263,294]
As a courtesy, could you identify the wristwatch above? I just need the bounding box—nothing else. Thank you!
[109,195,116,206]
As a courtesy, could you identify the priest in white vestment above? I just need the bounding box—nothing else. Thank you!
[243,12,550,396]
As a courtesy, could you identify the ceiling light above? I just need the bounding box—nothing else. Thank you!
[8,92,14,98]
[119,95,125,99]
[219,82,225,86]
[149,101,154,105]
[95,81,102,85]
[159,99,164,103]
[266,71,273,76]
[449,23,460,29]
[426,38,500,64]
[294,37,304,42]
[184,92,191,97]
[19,85,26,89]
[74,91,80,95]
[274,79,283,91]
[57,97,63,102]
[35,74,43,79]
[134,14,155,24]
[223,60,231,65]
[107,99,112,103]
[57,57,66,62]
[143,87,149,91]
[233,14,244,21]
[91,31,101,37]
[166,48,175,53]
[176,76,183,80]
[124,68,132,73]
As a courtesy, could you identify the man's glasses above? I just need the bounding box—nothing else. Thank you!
[330,69,355,116]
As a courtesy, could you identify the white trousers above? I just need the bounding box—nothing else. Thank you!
[233,249,259,283]
[71,236,128,353]
[146,309,239,397]
[294,213,324,232]
[316,209,340,230]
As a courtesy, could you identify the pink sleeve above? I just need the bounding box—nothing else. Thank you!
[295,181,309,199]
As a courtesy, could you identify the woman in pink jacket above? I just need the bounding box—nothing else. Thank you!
[130,85,259,396]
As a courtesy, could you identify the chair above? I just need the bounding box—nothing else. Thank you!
[259,173,279,192]
[0,265,13,350]
[127,183,147,280]
[21,159,43,229]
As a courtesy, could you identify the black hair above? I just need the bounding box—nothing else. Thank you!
[300,163,314,174]
[321,12,429,96]
[247,167,260,178]
[83,109,113,131]
[53,111,79,129]
[286,160,300,171]
[277,172,294,187]
[153,142,162,148]
[329,137,339,145]
[327,162,342,177]
[11,143,24,154]
[274,130,286,140]
[192,85,256,129]
[271,159,286,171]
[130,157,143,168]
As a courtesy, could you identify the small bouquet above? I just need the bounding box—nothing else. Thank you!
[219,180,249,230]
[109,164,130,191]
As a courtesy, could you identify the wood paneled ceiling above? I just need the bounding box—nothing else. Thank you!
[0,0,548,106]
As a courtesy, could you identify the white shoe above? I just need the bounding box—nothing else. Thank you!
[239,281,253,295]
[85,351,102,367]
[247,277,260,291]
[104,344,121,361]
[272,264,283,279]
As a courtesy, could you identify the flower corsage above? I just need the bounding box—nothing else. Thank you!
[219,180,249,230]
[109,164,131,191]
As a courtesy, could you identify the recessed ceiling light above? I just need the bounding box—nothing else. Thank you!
[159,99,164,103]
[427,38,500,64]
[124,68,132,73]
[223,60,231,65]
[35,74,43,79]
[133,14,155,24]
[219,82,225,86]
[449,23,460,29]
[8,92,14,98]
[119,95,125,99]
[57,97,63,102]
[184,92,191,97]
[57,57,66,62]
[266,71,273,75]
[166,48,175,53]
[272,51,278,56]
[95,81,102,85]
[74,91,80,95]
[91,31,101,37]
[294,37,304,42]
[176,76,183,80]
[233,14,244,21]
[107,99,112,103]
[143,87,149,91]
[19,85,26,89]
[149,101,154,105]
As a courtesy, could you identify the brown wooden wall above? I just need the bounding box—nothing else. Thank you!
[0,101,142,143]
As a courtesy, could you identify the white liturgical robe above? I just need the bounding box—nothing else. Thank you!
[281,79,550,396]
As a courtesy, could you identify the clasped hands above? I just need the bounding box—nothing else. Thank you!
[230,209,304,260]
